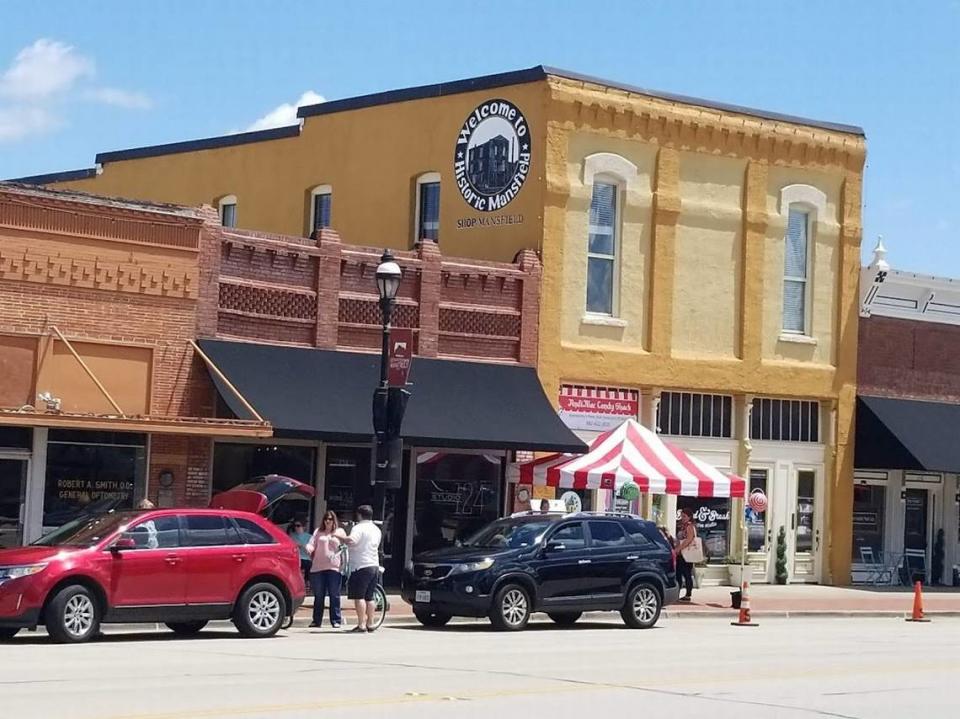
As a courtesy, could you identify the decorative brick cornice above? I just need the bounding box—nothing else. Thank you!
[0,242,198,299]
[547,77,866,172]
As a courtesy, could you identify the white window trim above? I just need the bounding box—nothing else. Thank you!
[778,184,825,338]
[309,184,332,232]
[413,172,441,244]
[582,153,636,321]
[217,194,237,227]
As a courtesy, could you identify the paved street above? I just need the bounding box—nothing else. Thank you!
[3,616,958,719]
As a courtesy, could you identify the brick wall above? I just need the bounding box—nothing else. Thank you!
[859,315,960,401]
[211,228,542,364]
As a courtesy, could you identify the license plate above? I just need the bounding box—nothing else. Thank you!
[415,590,431,603]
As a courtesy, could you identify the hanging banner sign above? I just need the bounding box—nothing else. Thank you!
[387,328,414,387]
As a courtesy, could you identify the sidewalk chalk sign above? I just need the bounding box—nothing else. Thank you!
[558,384,639,432]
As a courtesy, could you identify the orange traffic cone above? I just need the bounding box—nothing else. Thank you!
[905,580,931,623]
[731,579,758,627]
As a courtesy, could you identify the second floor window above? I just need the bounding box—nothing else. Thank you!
[586,181,618,315]
[657,391,733,438]
[416,175,440,243]
[783,208,810,333]
[219,195,237,228]
[312,189,332,231]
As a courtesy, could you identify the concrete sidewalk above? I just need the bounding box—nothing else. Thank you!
[298,583,960,626]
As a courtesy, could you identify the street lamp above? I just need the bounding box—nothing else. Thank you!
[375,249,402,387]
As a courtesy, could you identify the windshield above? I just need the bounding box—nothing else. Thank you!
[461,519,553,549]
[32,511,138,548]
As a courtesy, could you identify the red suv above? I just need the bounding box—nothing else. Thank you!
[0,508,305,643]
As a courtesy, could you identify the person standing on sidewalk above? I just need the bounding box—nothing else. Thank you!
[288,521,313,583]
[306,511,347,629]
[342,504,382,633]
[675,508,698,602]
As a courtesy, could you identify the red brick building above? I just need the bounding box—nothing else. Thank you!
[854,241,960,585]
[0,182,580,580]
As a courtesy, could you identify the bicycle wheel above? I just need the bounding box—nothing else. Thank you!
[370,585,388,630]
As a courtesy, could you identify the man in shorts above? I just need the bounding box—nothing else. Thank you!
[343,504,382,633]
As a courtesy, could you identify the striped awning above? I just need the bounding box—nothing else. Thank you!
[507,419,746,498]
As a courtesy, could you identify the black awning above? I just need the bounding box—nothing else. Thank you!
[856,395,960,472]
[198,339,586,453]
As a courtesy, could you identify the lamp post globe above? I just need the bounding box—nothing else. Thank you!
[376,250,402,303]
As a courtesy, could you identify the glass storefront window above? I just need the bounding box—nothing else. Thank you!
[44,432,146,534]
[795,471,816,553]
[414,453,502,554]
[852,483,886,562]
[323,446,373,525]
[213,443,317,528]
[747,469,768,552]
[677,497,730,562]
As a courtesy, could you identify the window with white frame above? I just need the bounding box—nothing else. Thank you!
[782,208,810,333]
[657,391,733,438]
[750,397,820,442]
[415,173,440,243]
[586,181,618,315]
[310,185,332,232]
[218,195,237,228]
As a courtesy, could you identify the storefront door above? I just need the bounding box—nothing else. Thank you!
[746,466,773,582]
[790,468,823,583]
[0,457,28,548]
[903,488,930,583]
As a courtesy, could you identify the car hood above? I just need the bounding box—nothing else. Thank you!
[413,545,522,564]
[0,545,78,566]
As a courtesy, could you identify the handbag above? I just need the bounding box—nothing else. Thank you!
[681,536,705,564]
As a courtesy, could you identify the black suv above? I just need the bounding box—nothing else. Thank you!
[401,512,678,631]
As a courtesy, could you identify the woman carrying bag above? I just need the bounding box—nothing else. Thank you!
[675,508,703,602]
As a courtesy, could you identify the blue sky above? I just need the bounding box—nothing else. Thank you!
[3,1,958,272]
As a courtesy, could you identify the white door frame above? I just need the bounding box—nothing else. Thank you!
[789,463,825,583]
[904,472,943,582]
[746,461,776,583]
[0,450,32,546]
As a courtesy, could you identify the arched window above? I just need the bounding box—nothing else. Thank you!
[582,153,637,317]
[309,185,332,232]
[217,195,237,228]
[778,184,827,336]
[414,172,440,243]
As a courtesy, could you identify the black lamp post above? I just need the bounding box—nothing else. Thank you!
[373,250,405,491]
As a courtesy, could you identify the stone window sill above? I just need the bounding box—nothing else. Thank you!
[581,315,628,328]
[778,333,818,346]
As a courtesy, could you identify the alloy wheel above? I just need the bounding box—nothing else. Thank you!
[632,586,658,624]
[248,590,281,631]
[501,588,528,627]
[64,594,95,638]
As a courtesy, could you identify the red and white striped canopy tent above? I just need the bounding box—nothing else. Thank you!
[507,419,745,498]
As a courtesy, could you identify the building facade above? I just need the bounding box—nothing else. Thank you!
[855,242,960,585]
[21,66,866,583]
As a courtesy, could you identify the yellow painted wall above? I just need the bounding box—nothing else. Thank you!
[55,84,550,263]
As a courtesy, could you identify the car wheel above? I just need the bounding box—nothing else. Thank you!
[234,583,286,638]
[0,627,19,640]
[414,608,452,628]
[489,584,531,631]
[547,611,582,627]
[45,585,101,643]
[165,621,208,636]
[621,582,662,629]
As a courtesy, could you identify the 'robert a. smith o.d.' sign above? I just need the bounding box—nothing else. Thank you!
[454,99,531,213]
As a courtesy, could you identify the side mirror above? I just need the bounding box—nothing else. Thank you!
[111,537,136,552]
[545,541,567,553]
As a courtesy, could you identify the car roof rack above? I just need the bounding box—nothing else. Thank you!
[563,510,644,520]
[508,510,566,518]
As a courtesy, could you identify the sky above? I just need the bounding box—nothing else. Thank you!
[2,1,958,273]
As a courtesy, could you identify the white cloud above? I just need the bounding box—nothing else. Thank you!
[84,87,153,110]
[0,106,59,142]
[0,39,93,101]
[0,38,153,144]
[244,90,324,132]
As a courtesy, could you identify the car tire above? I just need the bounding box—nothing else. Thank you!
[547,611,582,627]
[0,627,19,640]
[621,582,662,629]
[489,584,531,631]
[45,584,101,644]
[414,608,452,628]
[233,583,286,638]
[165,621,208,636]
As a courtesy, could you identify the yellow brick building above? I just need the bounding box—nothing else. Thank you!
[24,66,866,583]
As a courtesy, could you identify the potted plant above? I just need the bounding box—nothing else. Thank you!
[775,527,789,585]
